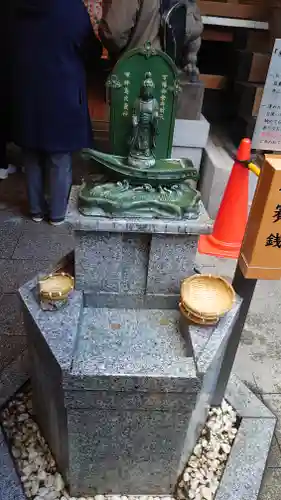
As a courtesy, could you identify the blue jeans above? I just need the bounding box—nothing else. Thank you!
[23,151,72,221]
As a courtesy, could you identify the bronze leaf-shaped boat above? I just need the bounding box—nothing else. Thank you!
[81,148,198,187]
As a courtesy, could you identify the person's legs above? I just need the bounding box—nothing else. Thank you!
[0,135,8,180]
[23,150,45,220]
[46,152,72,224]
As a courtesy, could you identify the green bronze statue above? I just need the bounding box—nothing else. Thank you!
[78,42,202,220]
[128,72,159,168]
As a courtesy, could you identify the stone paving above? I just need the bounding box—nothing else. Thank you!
[197,253,281,499]
[0,168,281,498]
[0,164,82,408]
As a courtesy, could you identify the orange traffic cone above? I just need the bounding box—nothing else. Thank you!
[198,138,251,259]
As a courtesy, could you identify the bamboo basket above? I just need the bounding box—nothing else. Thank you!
[180,274,235,326]
[39,273,74,311]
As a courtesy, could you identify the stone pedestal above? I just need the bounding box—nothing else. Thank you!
[20,188,243,497]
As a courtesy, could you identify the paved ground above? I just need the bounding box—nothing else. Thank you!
[197,253,281,498]
[0,167,280,498]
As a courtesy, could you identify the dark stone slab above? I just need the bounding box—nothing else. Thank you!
[176,77,205,120]
[0,294,25,337]
[13,232,74,263]
[0,429,26,500]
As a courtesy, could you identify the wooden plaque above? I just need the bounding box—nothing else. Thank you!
[239,154,281,279]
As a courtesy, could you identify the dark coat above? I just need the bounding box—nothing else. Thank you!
[99,0,161,57]
[11,0,102,153]
[0,2,14,142]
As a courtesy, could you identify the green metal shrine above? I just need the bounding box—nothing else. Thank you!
[78,42,201,219]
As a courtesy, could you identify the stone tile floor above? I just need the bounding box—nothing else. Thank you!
[0,169,280,498]
[0,167,78,410]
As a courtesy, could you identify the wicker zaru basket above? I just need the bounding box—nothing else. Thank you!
[179,274,235,326]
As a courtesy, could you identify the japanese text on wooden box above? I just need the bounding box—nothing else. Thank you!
[239,154,281,279]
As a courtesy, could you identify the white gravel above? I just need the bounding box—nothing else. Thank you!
[0,388,238,500]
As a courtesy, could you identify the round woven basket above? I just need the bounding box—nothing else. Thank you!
[180,274,235,321]
[179,302,219,326]
[39,273,74,301]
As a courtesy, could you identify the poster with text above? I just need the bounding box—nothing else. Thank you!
[252,39,281,151]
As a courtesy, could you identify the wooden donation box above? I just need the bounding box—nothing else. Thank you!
[239,155,281,279]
